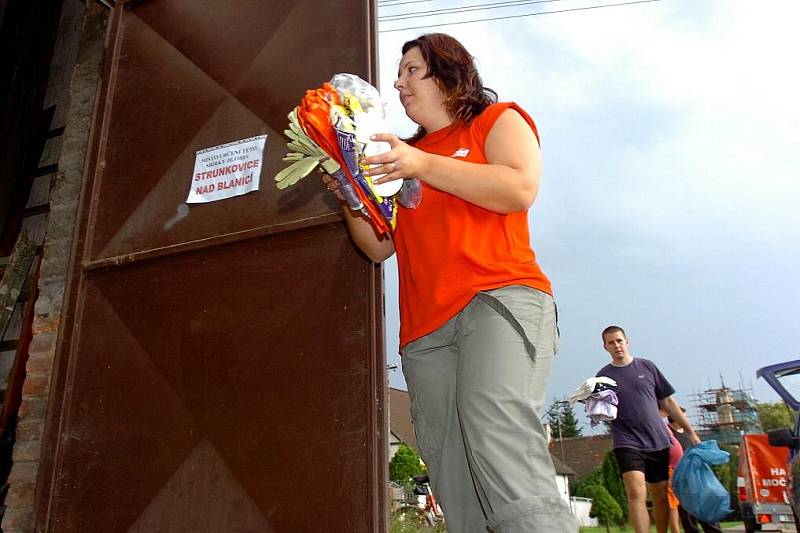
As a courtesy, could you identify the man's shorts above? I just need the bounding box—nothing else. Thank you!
[613,447,670,483]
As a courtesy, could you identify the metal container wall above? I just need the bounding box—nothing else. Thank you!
[38,1,386,531]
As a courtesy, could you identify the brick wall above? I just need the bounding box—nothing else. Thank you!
[1,2,107,531]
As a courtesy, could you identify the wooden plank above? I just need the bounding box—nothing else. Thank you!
[0,232,36,340]
[0,256,40,440]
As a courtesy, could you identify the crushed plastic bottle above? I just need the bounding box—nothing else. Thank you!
[397,178,422,209]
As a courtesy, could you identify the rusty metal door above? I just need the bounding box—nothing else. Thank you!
[38,1,386,531]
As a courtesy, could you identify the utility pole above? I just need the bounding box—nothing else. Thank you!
[556,399,573,513]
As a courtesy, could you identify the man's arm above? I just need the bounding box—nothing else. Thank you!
[659,395,701,445]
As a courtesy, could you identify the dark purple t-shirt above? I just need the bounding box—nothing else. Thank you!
[596,358,675,451]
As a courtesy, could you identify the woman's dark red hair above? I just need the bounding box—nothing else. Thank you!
[402,33,497,141]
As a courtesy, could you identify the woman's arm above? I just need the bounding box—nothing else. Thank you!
[367,109,541,213]
[321,173,395,262]
[659,395,701,446]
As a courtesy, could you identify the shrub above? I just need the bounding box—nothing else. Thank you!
[601,450,628,525]
[590,485,623,533]
[573,466,604,498]
[390,443,424,483]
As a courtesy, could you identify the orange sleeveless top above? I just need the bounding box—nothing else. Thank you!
[394,102,552,349]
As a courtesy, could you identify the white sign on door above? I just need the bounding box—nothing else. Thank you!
[187,134,267,203]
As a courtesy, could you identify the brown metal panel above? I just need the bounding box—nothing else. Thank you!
[86,0,376,263]
[39,0,386,531]
[51,227,382,531]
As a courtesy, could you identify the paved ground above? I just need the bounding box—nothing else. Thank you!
[723,526,797,533]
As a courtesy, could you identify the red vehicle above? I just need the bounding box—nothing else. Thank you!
[738,433,794,531]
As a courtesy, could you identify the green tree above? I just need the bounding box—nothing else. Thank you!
[758,401,794,432]
[389,443,424,483]
[545,399,561,430]
[546,398,583,439]
[573,466,604,497]
[601,450,628,526]
[589,485,623,533]
[560,402,583,438]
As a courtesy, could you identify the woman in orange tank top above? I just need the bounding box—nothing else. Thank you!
[322,34,575,533]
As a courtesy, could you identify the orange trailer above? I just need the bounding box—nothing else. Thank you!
[738,434,794,532]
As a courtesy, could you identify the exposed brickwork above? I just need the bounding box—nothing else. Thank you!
[1,2,106,531]
[14,418,45,443]
[30,316,60,335]
[20,372,51,397]
[17,398,48,420]
[3,462,37,533]
[20,352,54,376]
[23,332,57,360]
[2,507,34,532]
[11,439,42,464]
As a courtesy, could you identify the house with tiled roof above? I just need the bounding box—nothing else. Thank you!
[548,433,614,481]
[389,388,577,503]
[390,388,604,526]
[389,387,417,460]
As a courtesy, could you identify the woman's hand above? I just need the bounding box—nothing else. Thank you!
[319,168,395,262]
[320,170,346,202]
[365,110,540,213]
[363,134,430,185]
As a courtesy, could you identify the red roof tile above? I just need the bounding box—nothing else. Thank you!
[390,388,417,453]
[549,434,614,480]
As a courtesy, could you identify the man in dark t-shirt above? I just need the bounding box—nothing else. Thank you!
[596,325,700,533]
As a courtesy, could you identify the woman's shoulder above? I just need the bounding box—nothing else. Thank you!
[473,102,538,142]
[477,101,523,122]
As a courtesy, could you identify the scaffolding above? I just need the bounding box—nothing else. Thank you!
[691,383,762,445]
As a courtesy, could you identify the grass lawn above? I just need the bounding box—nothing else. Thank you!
[579,521,743,532]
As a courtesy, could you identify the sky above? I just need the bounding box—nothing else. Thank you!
[374,0,800,432]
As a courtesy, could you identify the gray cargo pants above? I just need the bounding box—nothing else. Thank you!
[401,286,577,533]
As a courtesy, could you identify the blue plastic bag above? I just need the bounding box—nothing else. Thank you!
[672,440,732,523]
